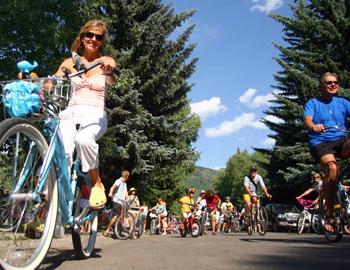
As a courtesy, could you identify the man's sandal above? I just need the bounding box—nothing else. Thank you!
[89,185,107,209]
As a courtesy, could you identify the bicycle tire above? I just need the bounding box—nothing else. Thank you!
[149,218,157,235]
[0,118,58,270]
[297,212,306,234]
[114,212,135,240]
[180,223,187,237]
[135,218,143,238]
[257,206,268,236]
[71,186,98,259]
[319,193,343,242]
[200,212,207,235]
[311,212,321,234]
[190,220,201,238]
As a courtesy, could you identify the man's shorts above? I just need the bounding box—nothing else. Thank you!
[310,137,347,161]
[182,212,192,219]
[112,201,123,215]
[243,194,251,202]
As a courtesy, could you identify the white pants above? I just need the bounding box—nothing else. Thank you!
[58,105,107,173]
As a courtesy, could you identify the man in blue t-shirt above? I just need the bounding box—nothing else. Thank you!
[304,72,350,233]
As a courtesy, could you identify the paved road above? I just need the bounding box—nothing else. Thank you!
[39,232,350,270]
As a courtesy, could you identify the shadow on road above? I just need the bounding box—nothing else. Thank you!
[39,248,102,270]
[238,236,350,270]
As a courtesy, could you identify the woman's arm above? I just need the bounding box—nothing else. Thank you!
[101,56,117,85]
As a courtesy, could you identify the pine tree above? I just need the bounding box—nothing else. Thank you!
[82,0,201,204]
[258,0,350,202]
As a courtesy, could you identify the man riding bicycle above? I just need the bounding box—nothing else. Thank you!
[243,166,272,218]
[304,72,350,233]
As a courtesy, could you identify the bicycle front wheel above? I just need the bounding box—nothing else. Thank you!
[257,206,268,236]
[114,212,135,240]
[297,212,306,234]
[190,220,201,238]
[71,186,98,259]
[0,118,58,270]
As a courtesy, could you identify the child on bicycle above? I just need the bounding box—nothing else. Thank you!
[179,188,196,224]
[150,198,168,235]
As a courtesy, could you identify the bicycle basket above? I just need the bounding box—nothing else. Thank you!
[0,78,72,118]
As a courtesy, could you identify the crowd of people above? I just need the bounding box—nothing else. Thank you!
[97,165,276,238]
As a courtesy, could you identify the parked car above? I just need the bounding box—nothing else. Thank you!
[265,203,300,232]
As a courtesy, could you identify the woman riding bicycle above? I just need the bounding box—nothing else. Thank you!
[54,19,116,209]
[296,171,323,205]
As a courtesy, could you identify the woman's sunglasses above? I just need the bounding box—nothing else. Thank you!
[323,80,338,86]
[84,32,104,41]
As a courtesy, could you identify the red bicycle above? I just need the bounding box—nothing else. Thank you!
[179,214,201,238]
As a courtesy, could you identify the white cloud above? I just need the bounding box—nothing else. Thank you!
[212,165,225,170]
[191,97,227,121]
[239,88,276,108]
[250,0,284,14]
[263,115,284,124]
[205,112,266,138]
[262,137,276,146]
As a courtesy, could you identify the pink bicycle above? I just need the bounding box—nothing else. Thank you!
[296,198,321,234]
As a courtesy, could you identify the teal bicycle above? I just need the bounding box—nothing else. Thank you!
[0,61,103,270]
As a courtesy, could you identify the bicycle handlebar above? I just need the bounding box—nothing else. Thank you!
[62,61,104,79]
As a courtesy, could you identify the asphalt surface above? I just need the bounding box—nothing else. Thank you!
[39,231,350,270]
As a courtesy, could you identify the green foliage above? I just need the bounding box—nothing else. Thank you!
[185,166,217,193]
[257,0,350,203]
[0,0,85,79]
[214,149,269,209]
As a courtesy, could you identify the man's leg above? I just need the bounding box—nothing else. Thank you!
[319,154,338,231]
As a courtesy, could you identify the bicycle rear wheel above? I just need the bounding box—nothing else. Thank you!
[71,185,98,259]
[114,212,135,240]
[0,118,58,270]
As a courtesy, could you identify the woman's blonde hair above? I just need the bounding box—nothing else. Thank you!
[71,19,109,54]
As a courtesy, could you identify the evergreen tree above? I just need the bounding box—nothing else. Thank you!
[82,0,201,205]
[258,0,350,202]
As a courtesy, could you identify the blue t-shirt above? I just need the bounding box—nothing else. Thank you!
[304,96,350,148]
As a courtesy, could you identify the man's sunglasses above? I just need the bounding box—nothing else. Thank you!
[84,32,104,41]
[324,80,338,86]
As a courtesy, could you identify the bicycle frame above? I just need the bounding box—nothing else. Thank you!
[11,116,96,226]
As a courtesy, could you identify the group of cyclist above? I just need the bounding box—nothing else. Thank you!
[36,19,350,238]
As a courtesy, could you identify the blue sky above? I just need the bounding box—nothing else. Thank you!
[164,0,293,170]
